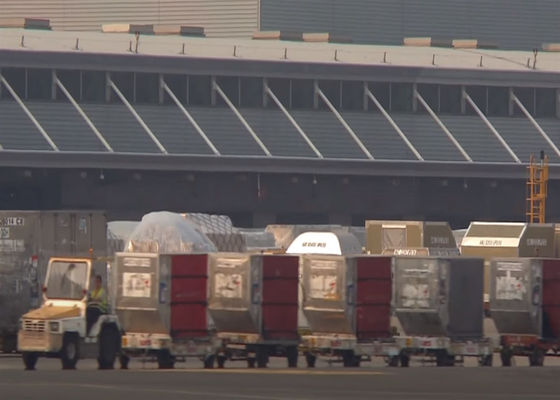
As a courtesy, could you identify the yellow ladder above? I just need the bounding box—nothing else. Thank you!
[526,152,548,223]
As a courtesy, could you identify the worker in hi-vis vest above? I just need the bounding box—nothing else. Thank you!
[86,274,108,334]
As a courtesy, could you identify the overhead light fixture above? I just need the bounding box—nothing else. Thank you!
[99,170,105,181]
[312,176,318,185]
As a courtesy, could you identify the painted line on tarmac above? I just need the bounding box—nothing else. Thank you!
[134,368,388,376]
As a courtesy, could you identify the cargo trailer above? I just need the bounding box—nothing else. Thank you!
[490,258,560,366]
[391,256,492,367]
[0,210,106,353]
[114,252,220,369]
[208,253,300,368]
[299,255,397,367]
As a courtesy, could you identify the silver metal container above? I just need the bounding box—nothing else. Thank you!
[300,255,355,334]
[393,257,484,339]
[207,253,262,334]
[489,258,542,335]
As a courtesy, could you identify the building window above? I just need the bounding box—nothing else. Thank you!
[56,70,81,101]
[466,86,487,115]
[188,75,211,106]
[318,80,341,110]
[215,76,239,107]
[367,82,390,111]
[240,77,263,108]
[162,74,187,105]
[535,88,556,118]
[81,71,106,102]
[27,68,52,100]
[135,73,159,104]
[513,87,534,116]
[266,78,290,108]
[487,86,509,117]
[1,67,26,99]
[417,84,439,113]
[341,81,363,111]
[390,83,412,112]
[110,72,134,103]
[291,79,314,109]
[439,85,462,114]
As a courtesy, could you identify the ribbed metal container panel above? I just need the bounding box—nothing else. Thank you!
[1,0,258,37]
[261,0,560,50]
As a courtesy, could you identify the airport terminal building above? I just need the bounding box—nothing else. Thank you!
[0,1,560,227]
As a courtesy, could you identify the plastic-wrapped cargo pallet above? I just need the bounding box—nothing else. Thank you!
[125,211,216,254]
[182,213,246,252]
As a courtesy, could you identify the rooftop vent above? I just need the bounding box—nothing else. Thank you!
[403,37,452,48]
[252,31,303,41]
[101,23,205,37]
[302,33,352,44]
[452,39,498,49]
[0,17,51,30]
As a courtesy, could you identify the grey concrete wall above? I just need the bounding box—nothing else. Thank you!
[261,0,560,50]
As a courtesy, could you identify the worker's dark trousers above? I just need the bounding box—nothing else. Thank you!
[86,307,102,335]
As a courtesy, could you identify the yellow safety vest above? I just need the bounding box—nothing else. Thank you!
[90,287,108,312]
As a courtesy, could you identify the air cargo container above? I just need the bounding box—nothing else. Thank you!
[365,220,459,256]
[392,256,492,367]
[116,252,300,369]
[299,255,397,367]
[207,253,300,368]
[490,258,560,366]
[114,252,220,369]
[461,222,554,305]
[0,211,106,353]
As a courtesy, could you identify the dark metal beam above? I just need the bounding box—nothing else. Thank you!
[0,150,550,179]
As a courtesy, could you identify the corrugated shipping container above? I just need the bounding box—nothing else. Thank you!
[1,0,259,37]
[300,255,392,339]
[490,258,560,338]
[393,256,484,339]
[0,210,106,350]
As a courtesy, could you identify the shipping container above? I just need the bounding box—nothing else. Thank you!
[116,252,299,368]
[208,253,300,368]
[299,255,394,367]
[490,258,560,366]
[114,252,219,369]
[365,220,459,256]
[0,210,106,353]
[391,256,492,367]
[393,256,484,339]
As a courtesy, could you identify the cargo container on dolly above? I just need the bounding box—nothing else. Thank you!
[208,253,300,368]
[390,256,493,367]
[490,257,560,366]
[114,252,221,369]
[298,254,398,368]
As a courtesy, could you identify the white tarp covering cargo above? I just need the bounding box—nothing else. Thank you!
[125,211,216,254]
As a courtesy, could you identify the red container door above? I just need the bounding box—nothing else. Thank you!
[261,255,299,340]
[542,259,560,338]
[355,256,392,340]
[170,254,208,338]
